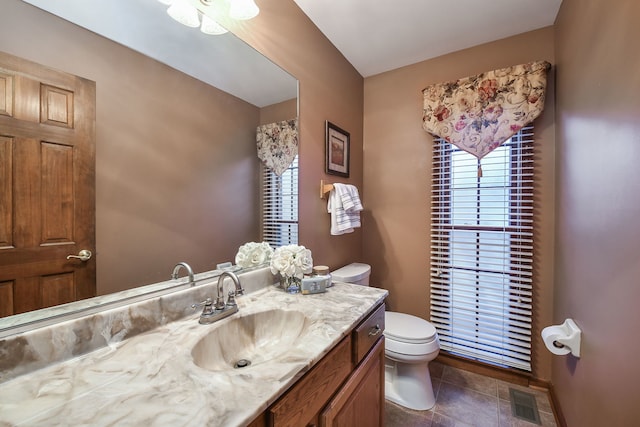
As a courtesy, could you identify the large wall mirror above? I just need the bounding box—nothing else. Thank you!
[0,0,298,335]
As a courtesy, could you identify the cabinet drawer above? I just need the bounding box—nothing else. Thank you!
[269,335,352,427]
[352,303,385,364]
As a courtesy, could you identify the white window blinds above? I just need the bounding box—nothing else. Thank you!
[430,126,534,371]
[261,156,298,247]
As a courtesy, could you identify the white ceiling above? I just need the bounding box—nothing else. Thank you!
[21,0,563,105]
[293,0,563,77]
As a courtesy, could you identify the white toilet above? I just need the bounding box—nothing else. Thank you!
[331,263,440,411]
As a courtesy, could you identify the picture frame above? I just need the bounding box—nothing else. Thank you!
[325,121,350,177]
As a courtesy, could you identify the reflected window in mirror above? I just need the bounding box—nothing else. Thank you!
[261,156,299,246]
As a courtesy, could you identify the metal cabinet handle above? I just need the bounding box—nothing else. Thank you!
[368,324,382,337]
[66,249,92,261]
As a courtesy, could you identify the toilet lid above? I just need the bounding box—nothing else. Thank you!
[330,263,371,282]
[384,311,437,344]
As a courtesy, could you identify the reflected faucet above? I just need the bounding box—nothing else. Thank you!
[171,262,195,286]
[215,271,244,309]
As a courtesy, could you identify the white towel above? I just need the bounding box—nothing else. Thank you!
[327,183,363,235]
[338,183,363,212]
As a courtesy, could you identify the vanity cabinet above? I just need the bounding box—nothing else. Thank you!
[248,303,386,427]
[0,279,389,427]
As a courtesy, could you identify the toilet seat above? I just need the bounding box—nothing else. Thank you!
[385,311,437,344]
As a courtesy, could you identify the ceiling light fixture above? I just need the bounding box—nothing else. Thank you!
[167,0,200,28]
[160,0,259,36]
[229,0,260,20]
[200,14,228,35]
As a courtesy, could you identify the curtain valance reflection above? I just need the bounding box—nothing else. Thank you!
[256,118,298,176]
[422,61,550,161]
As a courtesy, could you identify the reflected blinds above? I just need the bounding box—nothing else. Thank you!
[261,155,298,247]
[430,126,534,371]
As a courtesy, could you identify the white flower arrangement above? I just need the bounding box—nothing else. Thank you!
[269,244,313,279]
[234,242,274,268]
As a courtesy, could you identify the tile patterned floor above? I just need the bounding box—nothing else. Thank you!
[385,362,557,427]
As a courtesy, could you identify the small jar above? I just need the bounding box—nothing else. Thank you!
[312,265,332,287]
[312,265,329,276]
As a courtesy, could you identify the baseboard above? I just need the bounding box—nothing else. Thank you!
[435,353,530,386]
[545,382,567,427]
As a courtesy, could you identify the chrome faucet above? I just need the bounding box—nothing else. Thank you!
[192,271,243,325]
[171,262,195,285]
[215,271,244,309]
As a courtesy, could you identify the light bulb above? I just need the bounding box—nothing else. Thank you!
[201,15,228,35]
[167,0,200,28]
[229,0,259,20]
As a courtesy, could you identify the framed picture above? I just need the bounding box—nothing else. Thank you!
[325,121,350,177]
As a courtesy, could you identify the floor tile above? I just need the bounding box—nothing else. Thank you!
[442,365,499,397]
[385,366,556,427]
[432,376,442,399]
[434,382,499,426]
[431,412,474,427]
[430,361,445,379]
[385,400,433,426]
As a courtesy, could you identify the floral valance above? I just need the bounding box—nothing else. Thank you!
[422,61,551,160]
[256,118,298,176]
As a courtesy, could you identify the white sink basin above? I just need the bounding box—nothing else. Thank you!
[191,309,311,371]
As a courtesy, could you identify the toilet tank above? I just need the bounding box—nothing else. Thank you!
[331,263,371,286]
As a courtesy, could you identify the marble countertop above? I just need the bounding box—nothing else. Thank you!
[0,283,387,426]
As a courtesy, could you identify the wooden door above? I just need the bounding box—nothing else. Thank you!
[0,51,96,317]
[320,338,385,427]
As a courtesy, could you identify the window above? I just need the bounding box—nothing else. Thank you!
[261,156,298,246]
[430,126,534,371]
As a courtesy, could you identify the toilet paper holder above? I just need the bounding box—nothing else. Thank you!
[541,318,581,357]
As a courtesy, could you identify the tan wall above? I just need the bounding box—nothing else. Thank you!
[362,28,556,380]
[259,99,298,126]
[224,3,364,270]
[0,0,260,295]
[553,0,640,424]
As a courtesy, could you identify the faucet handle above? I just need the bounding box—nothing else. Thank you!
[191,298,214,315]
[191,297,212,308]
[236,286,245,296]
[226,291,237,307]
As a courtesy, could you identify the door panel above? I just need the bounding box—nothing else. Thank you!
[41,141,74,244]
[41,84,74,128]
[0,72,13,116]
[41,272,75,308]
[0,51,95,316]
[0,135,12,248]
[0,280,13,316]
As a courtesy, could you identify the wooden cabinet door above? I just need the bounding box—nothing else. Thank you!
[0,51,96,316]
[320,337,385,427]
[270,337,353,427]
